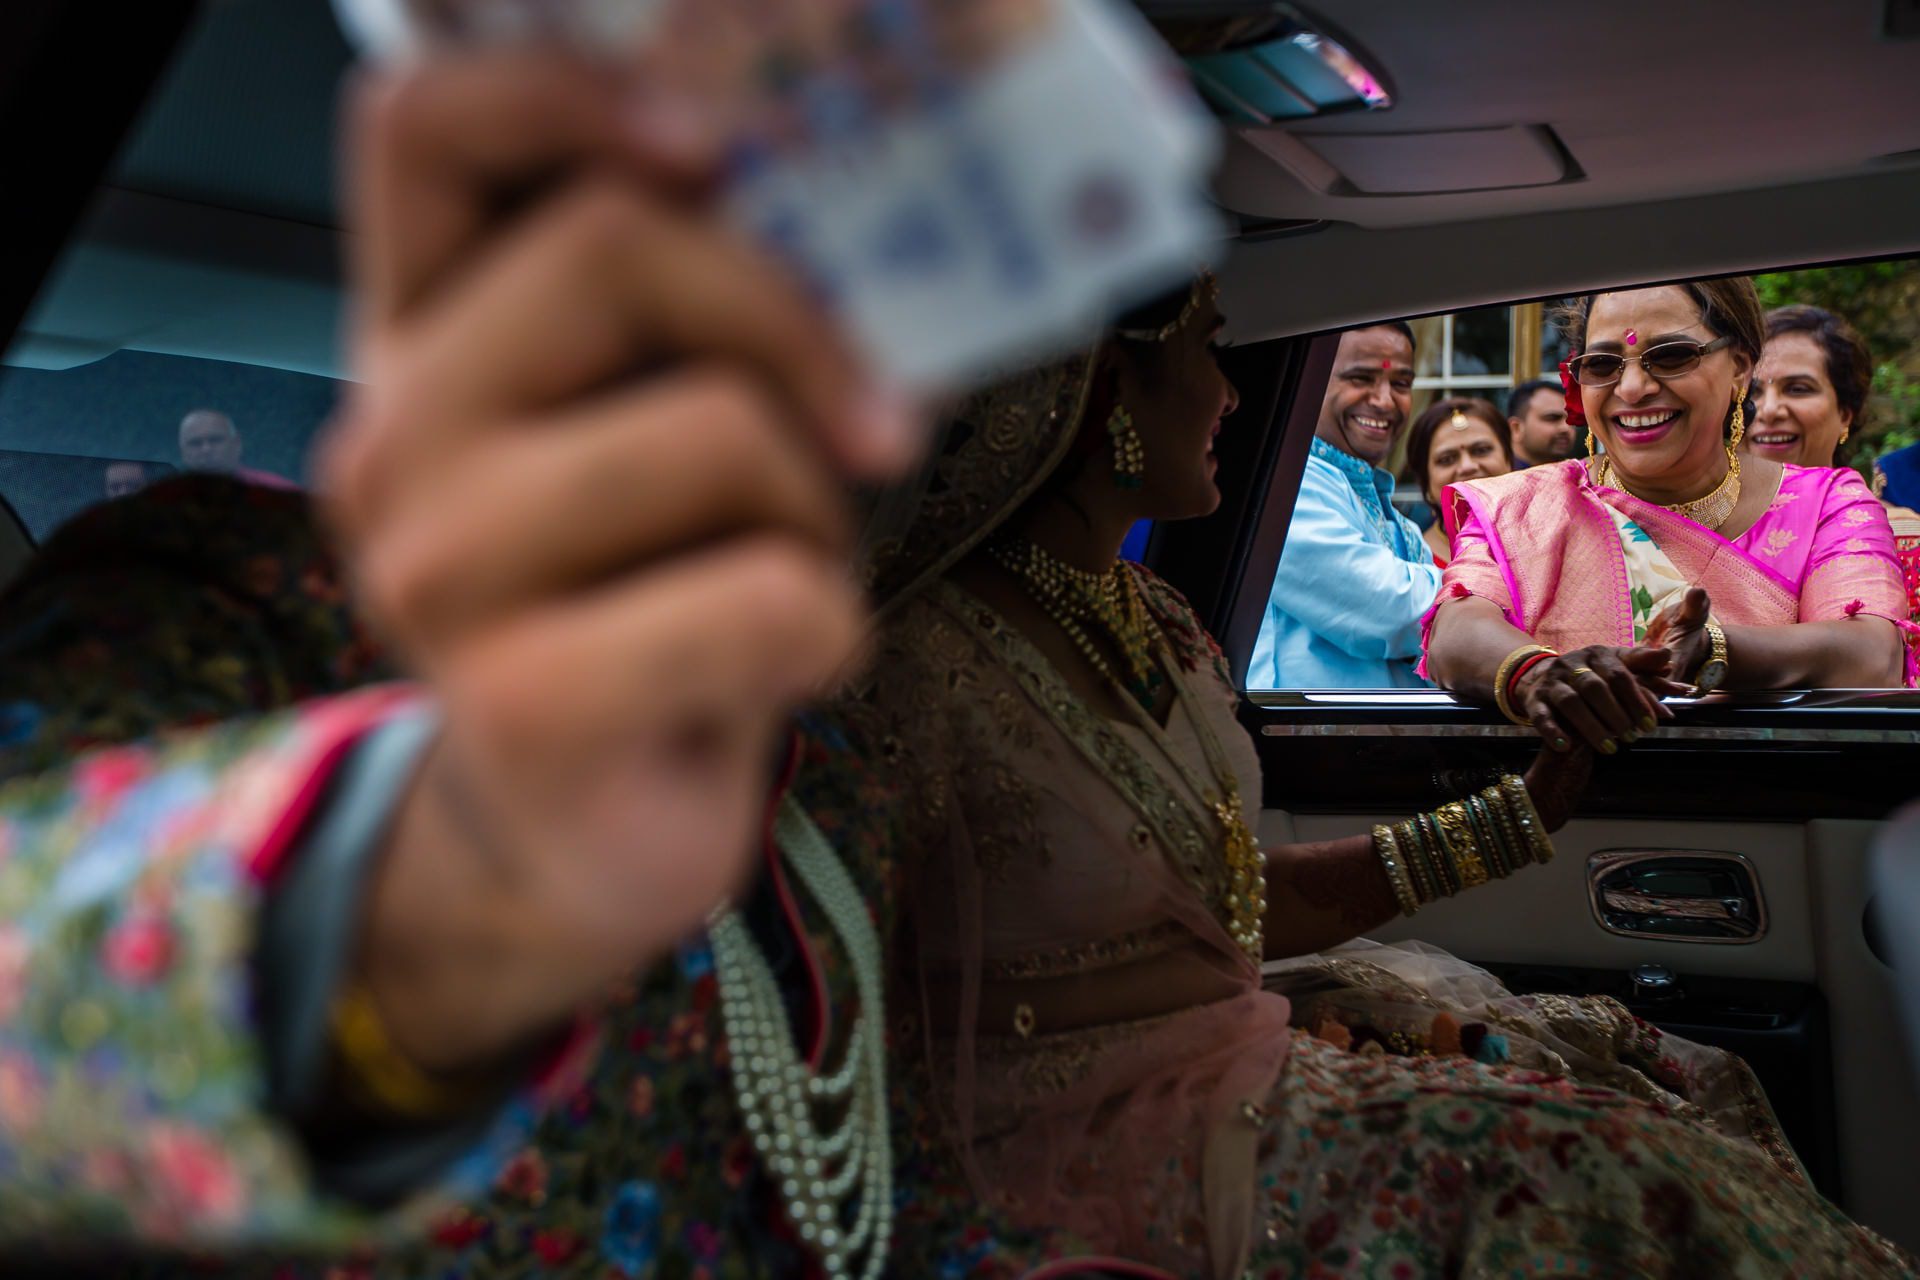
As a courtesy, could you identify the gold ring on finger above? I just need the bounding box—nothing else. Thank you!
[1568,666,1596,679]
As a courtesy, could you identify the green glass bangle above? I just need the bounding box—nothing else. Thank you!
[1463,792,1505,880]
[1416,811,1457,898]
[1397,818,1436,907]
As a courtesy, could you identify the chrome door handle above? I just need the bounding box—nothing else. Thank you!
[1588,850,1767,944]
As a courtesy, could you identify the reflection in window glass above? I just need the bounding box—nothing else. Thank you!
[0,350,336,539]
[0,451,179,541]
[1449,307,1510,377]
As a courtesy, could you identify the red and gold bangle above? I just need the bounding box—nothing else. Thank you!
[1493,644,1558,725]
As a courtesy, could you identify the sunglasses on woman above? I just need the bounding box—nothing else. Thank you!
[1566,334,1734,387]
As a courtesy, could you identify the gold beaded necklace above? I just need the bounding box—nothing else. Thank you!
[1595,394,1750,532]
[992,536,1267,963]
[988,537,1163,710]
[1597,447,1742,531]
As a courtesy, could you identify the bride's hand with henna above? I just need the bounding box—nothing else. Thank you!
[1522,738,1593,833]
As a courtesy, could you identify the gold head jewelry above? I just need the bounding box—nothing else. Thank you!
[1450,410,1470,431]
[1114,273,1220,344]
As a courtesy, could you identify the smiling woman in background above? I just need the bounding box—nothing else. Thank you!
[1749,304,1872,468]
[1423,277,1913,756]
[1404,396,1514,566]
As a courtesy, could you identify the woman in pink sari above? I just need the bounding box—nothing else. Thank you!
[1423,277,1913,753]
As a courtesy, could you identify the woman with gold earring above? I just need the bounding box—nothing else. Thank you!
[1751,304,1920,623]
[1423,277,1913,757]
[1750,304,1871,469]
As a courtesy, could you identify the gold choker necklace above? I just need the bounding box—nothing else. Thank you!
[1598,446,1742,531]
[989,537,1164,710]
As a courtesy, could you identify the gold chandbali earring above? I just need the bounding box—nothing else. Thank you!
[1840,424,1852,445]
[1673,388,1744,529]
[1586,427,1598,457]
[1107,403,1145,490]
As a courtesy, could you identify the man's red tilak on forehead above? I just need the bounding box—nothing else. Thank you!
[1382,360,1392,369]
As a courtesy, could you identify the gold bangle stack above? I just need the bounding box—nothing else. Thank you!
[1371,824,1422,918]
[1492,643,1558,726]
[1370,775,1556,917]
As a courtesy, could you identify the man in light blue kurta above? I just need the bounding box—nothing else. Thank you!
[1250,323,1442,689]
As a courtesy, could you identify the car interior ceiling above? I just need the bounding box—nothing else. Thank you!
[8,0,1920,386]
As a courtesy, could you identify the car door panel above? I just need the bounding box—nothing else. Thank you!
[1806,818,1920,1243]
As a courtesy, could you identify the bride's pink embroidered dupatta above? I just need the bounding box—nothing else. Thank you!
[1420,459,1916,683]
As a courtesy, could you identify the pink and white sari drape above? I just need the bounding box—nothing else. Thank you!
[1421,460,1916,683]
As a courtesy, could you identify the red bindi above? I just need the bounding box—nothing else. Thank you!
[1381,360,1392,369]
[1625,329,1637,346]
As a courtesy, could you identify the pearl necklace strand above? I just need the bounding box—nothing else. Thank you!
[712,799,892,1280]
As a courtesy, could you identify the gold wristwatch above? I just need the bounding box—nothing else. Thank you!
[1690,619,1729,695]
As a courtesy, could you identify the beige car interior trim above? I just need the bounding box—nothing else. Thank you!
[1806,819,1919,1246]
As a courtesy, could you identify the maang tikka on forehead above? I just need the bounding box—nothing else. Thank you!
[1113,273,1218,344]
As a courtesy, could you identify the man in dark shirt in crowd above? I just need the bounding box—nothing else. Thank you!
[1506,377,1578,466]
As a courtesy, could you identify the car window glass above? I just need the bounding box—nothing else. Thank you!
[0,0,349,541]
[1242,260,1920,695]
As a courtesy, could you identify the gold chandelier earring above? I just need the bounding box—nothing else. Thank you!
[1728,387,1747,451]
[1108,403,1145,490]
